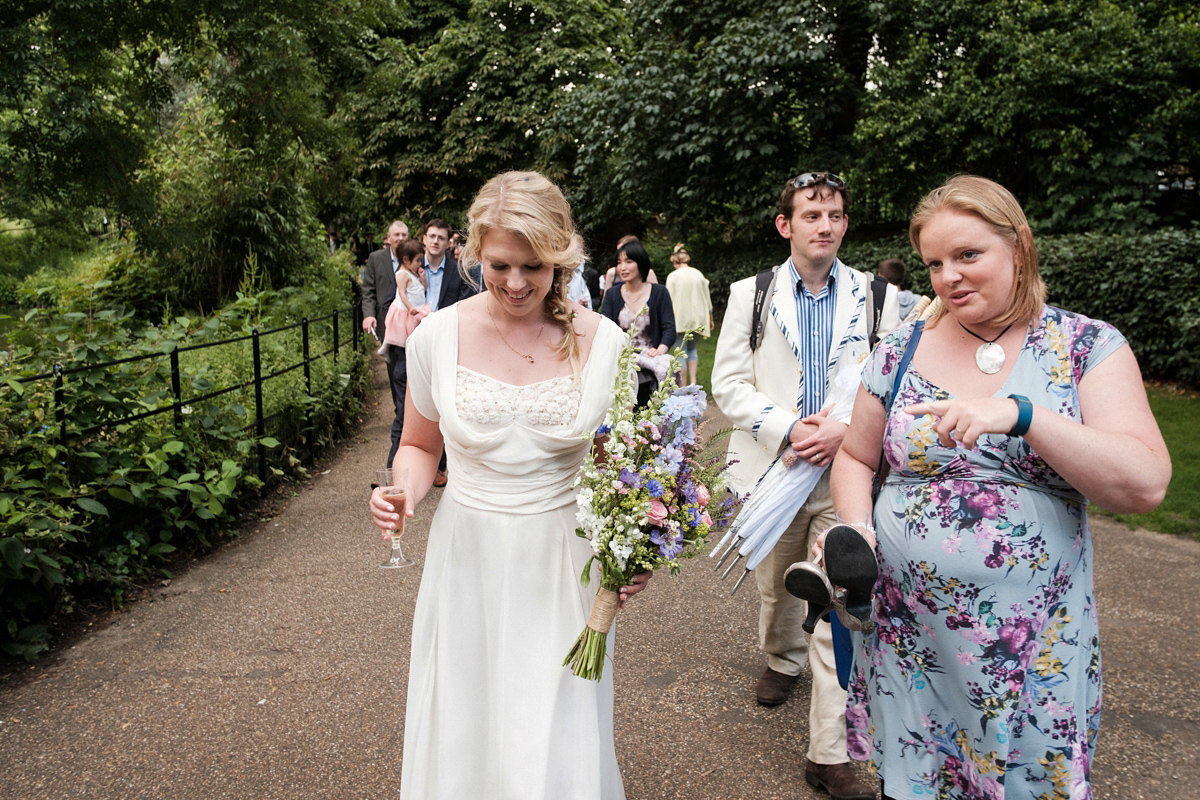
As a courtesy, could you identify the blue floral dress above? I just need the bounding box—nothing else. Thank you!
[849,306,1126,800]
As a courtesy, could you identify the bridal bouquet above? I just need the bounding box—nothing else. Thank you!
[564,340,738,680]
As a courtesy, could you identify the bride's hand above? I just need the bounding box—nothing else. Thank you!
[618,571,653,609]
[370,485,411,539]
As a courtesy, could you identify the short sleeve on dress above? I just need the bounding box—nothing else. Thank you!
[860,322,918,407]
[1069,311,1128,383]
[404,313,440,422]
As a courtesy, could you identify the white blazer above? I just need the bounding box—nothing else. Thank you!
[712,259,901,496]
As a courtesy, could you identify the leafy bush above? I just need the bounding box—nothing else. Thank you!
[0,273,369,660]
[1038,229,1200,387]
[686,228,1199,387]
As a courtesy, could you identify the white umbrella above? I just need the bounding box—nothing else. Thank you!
[711,452,824,593]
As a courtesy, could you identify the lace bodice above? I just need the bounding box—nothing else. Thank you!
[455,367,581,428]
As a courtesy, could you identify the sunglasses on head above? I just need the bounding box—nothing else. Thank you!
[790,172,846,189]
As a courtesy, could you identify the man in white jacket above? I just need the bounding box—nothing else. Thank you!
[712,172,899,800]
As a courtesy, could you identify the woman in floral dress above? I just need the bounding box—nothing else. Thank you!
[827,176,1170,799]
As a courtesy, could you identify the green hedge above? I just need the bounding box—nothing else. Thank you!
[0,271,370,660]
[684,228,1199,387]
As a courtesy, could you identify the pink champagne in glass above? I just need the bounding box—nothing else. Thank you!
[375,468,414,568]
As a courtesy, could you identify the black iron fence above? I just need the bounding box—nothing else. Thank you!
[9,304,365,483]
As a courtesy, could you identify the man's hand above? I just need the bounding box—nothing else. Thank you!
[790,407,847,468]
[363,316,377,332]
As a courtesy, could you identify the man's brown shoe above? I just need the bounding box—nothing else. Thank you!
[754,666,798,706]
[432,471,448,487]
[804,760,876,800]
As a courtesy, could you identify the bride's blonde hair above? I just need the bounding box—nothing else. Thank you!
[461,171,585,365]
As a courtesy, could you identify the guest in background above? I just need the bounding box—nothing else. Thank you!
[664,243,713,387]
[875,258,919,321]
[601,239,676,407]
[602,235,657,292]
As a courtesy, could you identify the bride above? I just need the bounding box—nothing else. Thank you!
[369,171,650,799]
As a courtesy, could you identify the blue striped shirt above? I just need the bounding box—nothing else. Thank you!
[424,257,446,312]
[789,258,839,417]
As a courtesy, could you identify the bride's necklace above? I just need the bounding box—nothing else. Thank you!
[957,319,1014,374]
[487,297,546,364]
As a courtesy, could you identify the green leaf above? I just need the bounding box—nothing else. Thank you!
[77,497,109,516]
[0,538,26,572]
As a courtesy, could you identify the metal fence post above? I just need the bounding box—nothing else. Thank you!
[53,364,65,447]
[252,328,266,484]
[170,348,183,430]
[332,309,339,365]
[302,317,313,466]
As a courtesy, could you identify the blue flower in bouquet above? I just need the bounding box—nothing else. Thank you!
[646,478,664,498]
[661,385,707,424]
[655,443,684,472]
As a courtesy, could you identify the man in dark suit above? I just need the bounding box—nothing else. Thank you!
[361,220,410,343]
[387,218,474,475]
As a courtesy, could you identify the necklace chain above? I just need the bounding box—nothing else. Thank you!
[957,319,1014,375]
[957,319,1013,344]
[487,297,545,364]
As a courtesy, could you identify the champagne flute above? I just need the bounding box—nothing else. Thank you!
[375,467,414,569]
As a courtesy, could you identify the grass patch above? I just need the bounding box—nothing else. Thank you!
[691,328,1198,540]
[1103,384,1200,540]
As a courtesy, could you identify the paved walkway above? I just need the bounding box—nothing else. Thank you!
[2,360,1197,799]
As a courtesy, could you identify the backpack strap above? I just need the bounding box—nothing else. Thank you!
[866,274,888,348]
[749,268,778,352]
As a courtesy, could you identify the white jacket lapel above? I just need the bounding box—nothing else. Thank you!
[769,263,803,363]
[827,260,867,374]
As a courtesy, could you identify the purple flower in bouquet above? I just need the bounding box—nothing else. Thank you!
[650,526,684,559]
[646,478,665,498]
[619,468,643,489]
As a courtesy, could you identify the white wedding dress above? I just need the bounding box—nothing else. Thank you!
[399,306,627,800]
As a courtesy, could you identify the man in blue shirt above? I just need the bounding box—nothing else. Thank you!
[713,173,899,800]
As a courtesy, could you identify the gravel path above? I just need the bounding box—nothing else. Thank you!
[2,359,1196,799]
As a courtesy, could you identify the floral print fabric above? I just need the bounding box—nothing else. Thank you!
[850,306,1126,800]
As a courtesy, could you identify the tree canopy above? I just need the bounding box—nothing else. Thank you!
[2,0,1197,298]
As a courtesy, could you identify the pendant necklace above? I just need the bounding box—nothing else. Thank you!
[957,319,1014,374]
[488,297,545,364]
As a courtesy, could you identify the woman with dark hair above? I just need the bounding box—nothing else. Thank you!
[600,240,677,406]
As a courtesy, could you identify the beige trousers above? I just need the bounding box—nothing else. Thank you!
[754,470,848,764]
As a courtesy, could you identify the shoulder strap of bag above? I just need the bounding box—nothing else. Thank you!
[872,320,924,501]
[749,268,778,352]
[866,274,888,349]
